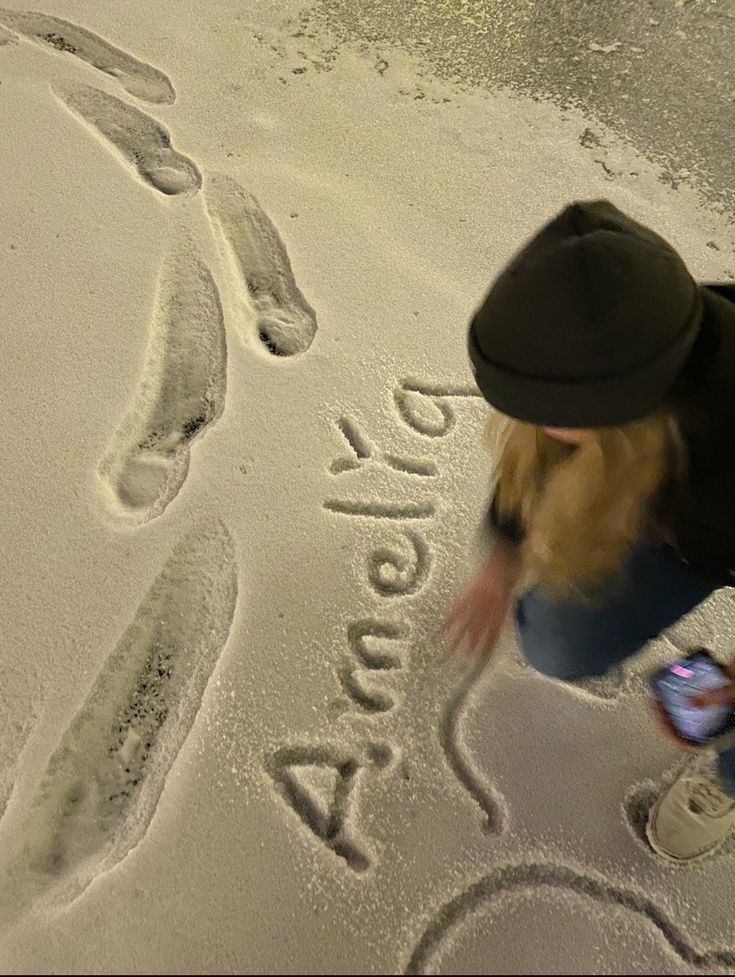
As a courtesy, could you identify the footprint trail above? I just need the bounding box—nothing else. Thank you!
[0,10,175,103]
[56,84,200,196]
[98,235,226,524]
[1,522,237,909]
[204,173,318,356]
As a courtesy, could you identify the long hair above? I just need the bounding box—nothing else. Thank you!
[482,396,701,606]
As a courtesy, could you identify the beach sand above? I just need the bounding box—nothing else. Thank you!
[1,2,735,972]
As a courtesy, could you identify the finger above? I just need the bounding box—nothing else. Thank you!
[438,611,457,636]
[440,632,464,664]
[452,641,483,672]
[454,622,485,659]
[649,700,693,749]
[465,619,482,650]
[444,622,486,668]
[448,612,476,646]
[444,634,478,671]
[440,621,472,662]
[439,608,465,640]
[440,601,469,635]
[462,623,495,665]
[467,638,494,671]
[692,685,735,707]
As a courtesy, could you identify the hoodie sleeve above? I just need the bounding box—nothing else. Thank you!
[483,489,526,547]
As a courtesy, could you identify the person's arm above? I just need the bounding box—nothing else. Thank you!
[442,517,524,664]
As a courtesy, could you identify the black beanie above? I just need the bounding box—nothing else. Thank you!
[468,200,704,427]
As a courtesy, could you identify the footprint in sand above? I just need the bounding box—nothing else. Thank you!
[0,9,175,104]
[98,234,226,524]
[0,522,237,910]
[0,705,34,826]
[204,173,318,356]
[55,84,200,195]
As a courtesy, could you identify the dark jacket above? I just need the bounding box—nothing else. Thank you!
[484,282,735,589]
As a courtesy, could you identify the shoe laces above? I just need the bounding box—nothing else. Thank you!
[686,769,733,818]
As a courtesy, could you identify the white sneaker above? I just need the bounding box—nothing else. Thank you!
[647,754,735,861]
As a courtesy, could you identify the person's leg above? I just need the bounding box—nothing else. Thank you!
[717,746,735,799]
[647,746,735,861]
[514,539,718,682]
[512,536,735,860]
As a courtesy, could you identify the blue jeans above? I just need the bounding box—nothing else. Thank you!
[513,540,735,797]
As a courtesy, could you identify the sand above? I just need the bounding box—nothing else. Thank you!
[1,1,735,973]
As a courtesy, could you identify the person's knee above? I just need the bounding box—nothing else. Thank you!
[514,598,609,682]
[515,616,603,681]
[521,636,604,682]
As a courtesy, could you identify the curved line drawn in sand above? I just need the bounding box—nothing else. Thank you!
[324,500,435,520]
[266,743,392,872]
[349,619,410,668]
[439,659,506,836]
[329,416,438,476]
[55,84,200,195]
[3,523,237,909]
[404,861,735,974]
[339,619,411,712]
[0,10,175,104]
[368,530,431,597]
[338,665,394,713]
[98,234,226,524]
[204,173,317,356]
[0,23,15,45]
[394,379,483,438]
[395,385,452,438]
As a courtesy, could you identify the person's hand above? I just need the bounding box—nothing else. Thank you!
[650,658,735,748]
[650,699,696,750]
[691,659,735,707]
[440,541,522,669]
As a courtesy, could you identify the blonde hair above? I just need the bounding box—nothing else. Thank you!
[483,400,695,606]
